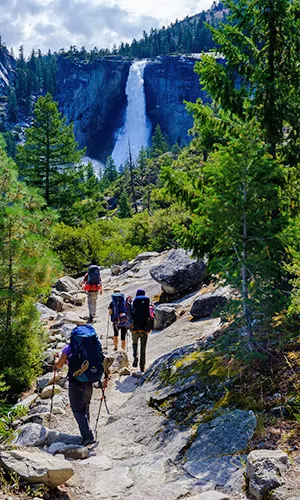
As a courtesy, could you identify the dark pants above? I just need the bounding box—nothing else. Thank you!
[113,324,127,341]
[69,380,94,442]
[132,331,148,372]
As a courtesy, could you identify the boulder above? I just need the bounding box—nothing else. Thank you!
[184,410,257,487]
[13,393,39,409]
[150,249,206,294]
[36,372,62,391]
[13,423,49,447]
[154,304,177,330]
[135,252,160,261]
[0,449,74,488]
[111,264,121,276]
[35,303,57,321]
[56,342,66,350]
[70,296,84,306]
[246,449,291,500]
[55,311,86,325]
[55,276,80,293]
[190,286,231,319]
[40,384,62,399]
[110,350,129,373]
[58,291,73,301]
[47,442,89,459]
[47,295,64,312]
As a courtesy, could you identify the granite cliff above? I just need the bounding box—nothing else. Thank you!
[144,55,208,146]
[54,55,205,159]
[54,56,131,160]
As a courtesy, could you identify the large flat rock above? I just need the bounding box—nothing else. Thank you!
[184,410,257,486]
[0,449,74,487]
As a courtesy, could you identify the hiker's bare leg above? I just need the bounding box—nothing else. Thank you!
[121,327,127,350]
[113,324,118,351]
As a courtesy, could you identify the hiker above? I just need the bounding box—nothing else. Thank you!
[54,324,112,446]
[131,288,152,372]
[81,263,102,323]
[108,291,132,351]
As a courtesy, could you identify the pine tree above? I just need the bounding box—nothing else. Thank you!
[0,140,61,393]
[7,88,18,123]
[197,0,299,159]
[118,191,132,218]
[16,93,85,206]
[151,124,168,158]
[103,156,118,183]
[163,114,286,336]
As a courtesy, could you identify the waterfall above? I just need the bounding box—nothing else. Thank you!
[112,60,151,168]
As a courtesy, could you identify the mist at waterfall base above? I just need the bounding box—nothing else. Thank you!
[112,60,152,168]
[83,156,105,179]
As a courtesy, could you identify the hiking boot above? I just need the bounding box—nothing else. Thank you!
[87,316,93,323]
[82,436,96,447]
[132,357,138,368]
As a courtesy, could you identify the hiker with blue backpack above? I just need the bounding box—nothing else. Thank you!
[131,288,154,372]
[81,263,102,323]
[54,324,112,446]
[108,290,132,351]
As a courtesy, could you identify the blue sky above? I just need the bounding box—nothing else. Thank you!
[0,0,214,55]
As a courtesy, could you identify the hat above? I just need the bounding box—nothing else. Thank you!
[136,288,145,296]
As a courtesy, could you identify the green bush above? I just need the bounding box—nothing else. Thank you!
[52,206,191,273]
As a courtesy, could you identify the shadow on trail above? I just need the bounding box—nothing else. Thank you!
[114,376,140,394]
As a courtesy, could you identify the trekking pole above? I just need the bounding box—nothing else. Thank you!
[48,368,56,429]
[94,382,110,441]
[105,313,110,352]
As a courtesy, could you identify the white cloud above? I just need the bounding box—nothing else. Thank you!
[0,0,214,56]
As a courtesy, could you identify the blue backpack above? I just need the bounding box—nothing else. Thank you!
[87,265,101,285]
[69,325,104,383]
[111,293,131,328]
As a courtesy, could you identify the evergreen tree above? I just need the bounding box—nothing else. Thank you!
[7,88,18,123]
[118,190,132,218]
[0,140,61,394]
[16,93,85,206]
[198,0,300,159]
[163,114,286,336]
[151,124,168,158]
[103,156,118,184]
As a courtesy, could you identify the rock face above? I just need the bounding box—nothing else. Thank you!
[190,286,231,318]
[144,55,210,146]
[246,449,291,500]
[154,304,177,330]
[54,55,213,159]
[150,249,206,294]
[0,449,74,488]
[183,410,257,487]
[0,46,15,97]
[55,56,131,159]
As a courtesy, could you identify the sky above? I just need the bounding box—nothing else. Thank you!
[0,0,214,56]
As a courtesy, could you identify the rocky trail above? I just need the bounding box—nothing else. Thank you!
[1,251,300,500]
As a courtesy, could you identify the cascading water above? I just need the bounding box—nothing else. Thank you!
[112,60,151,167]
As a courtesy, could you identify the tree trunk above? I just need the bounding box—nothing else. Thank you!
[45,121,50,205]
[6,222,13,333]
[242,165,253,338]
